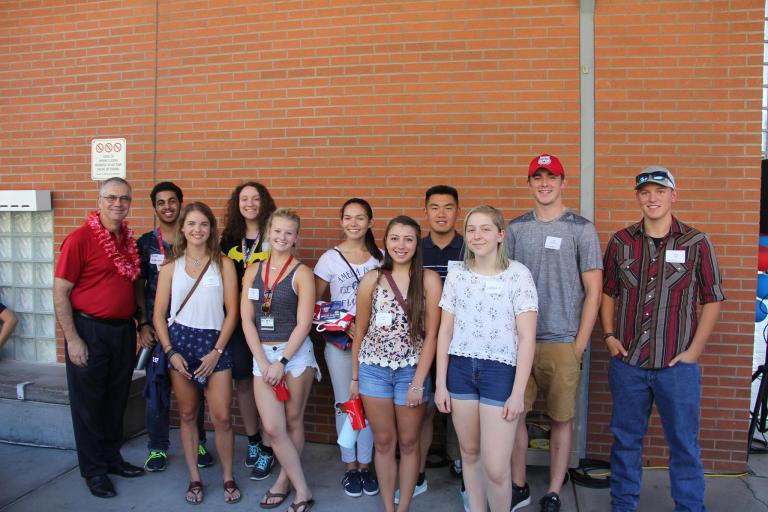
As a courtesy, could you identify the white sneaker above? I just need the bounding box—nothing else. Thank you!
[393,479,428,504]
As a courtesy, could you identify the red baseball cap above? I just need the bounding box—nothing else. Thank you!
[528,154,565,178]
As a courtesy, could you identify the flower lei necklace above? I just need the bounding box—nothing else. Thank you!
[86,210,141,281]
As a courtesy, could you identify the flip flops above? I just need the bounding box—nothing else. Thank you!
[186,481,204,505]
[260,488,290,509]
[224,480,241,504]
[288,499,316,512]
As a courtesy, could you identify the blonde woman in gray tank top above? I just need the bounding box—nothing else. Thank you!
[241,208,319,512]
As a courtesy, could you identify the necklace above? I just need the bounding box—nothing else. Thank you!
[190,255,204,268]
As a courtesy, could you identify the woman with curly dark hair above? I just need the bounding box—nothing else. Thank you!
[220,181,278,480]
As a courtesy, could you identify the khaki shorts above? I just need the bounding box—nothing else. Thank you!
[524,341,582,422]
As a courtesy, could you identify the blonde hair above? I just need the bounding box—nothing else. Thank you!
[462,205,509,271]
[266,208,301,246]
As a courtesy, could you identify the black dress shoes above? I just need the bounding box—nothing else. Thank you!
[107,460,145,478]
[85,474,116,498]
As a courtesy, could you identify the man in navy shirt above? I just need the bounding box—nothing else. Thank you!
[135,182,212,472]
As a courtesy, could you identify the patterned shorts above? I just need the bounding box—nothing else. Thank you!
[169,323,233,373]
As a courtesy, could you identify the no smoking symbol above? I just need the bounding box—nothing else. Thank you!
[95,143,104,153]
[113,142,122,152]
[105,142,113,152]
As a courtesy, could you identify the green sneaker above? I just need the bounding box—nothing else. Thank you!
[144,450,167,472]
[197,444,214,468]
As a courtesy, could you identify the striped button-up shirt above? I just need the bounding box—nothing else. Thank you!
[602,217,725,369]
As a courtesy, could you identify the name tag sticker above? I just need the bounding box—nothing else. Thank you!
[149,254,164,265]
[665,250,686,263]
[260,316,275,331]
[248,288,260,300]
[201,274,220,288]
[544,236,562,250]
[485,279,504,295]
[375,312,393,327]
[447,260,463,272]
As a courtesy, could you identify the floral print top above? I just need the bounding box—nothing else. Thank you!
[439,261,538,366]
[359,284,424,369]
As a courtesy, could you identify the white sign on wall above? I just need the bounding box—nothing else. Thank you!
[91,138,126,180]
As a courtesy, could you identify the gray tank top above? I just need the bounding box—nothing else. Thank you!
[251,261,301,341]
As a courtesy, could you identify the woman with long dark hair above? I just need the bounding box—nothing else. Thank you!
[350,215,442,512]
[220,181,278,479]
[153,202,240,504]
[314,198,382,497]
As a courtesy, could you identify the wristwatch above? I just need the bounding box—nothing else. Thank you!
[279,356,290,365]
[213,347,223,355]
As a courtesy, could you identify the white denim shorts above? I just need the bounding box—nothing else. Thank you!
[252,337,321,381]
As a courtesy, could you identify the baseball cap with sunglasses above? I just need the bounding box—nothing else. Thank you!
[635,166,676,190]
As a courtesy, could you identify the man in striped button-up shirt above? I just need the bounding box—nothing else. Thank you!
[600,166,725,512]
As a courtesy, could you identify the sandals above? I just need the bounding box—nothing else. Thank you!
[224,480,241,504]
[288,499,316,512]
[186,481,204,505]
[260,488,290,509]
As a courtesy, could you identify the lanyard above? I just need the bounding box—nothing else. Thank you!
[155,227,166,258]
[263,255,294,301]
[242,235,261,269]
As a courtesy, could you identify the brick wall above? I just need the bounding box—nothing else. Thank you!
[0,0,761,470]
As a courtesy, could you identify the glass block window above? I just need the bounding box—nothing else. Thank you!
[0,210,56,362]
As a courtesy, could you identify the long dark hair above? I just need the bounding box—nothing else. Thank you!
[221,181,276,250]
[172,202,221,266]
[340,198,383,262]
[381,215,424,343]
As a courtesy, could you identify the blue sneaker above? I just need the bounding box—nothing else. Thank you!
[461,487,469,512]
[245,441,261,468]
[393,479,427,504]
[343,470,363,497]
[197,444,214,468]
[250,450,275,480]
[359,468,379,496]
[144,450,167,472]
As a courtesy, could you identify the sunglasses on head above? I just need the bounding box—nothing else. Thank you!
[635,170,671,185]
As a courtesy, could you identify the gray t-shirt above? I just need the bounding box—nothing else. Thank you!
[505,209,602,343]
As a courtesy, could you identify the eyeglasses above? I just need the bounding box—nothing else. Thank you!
[261,290,273,316]
[635,170,671,186]
[101,194,132,204]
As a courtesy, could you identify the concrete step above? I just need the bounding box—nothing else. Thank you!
[0,359,146,449]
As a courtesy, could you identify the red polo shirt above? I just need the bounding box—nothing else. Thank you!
[55,224,136,320]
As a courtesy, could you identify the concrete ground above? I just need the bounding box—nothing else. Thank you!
[1,430,767,511]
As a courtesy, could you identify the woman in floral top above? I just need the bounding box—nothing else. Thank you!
[350,215,442,512]
[434,205,538,512]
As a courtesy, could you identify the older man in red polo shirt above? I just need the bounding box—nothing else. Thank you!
[53,177,145,498]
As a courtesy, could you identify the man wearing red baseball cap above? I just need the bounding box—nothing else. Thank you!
[507,154,603,512]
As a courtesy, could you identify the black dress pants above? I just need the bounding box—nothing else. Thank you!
[65,314,135,478]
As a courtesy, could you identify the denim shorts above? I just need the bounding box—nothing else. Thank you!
[359,363,431,406]
[252,337,321,381]
[447,354,516,407]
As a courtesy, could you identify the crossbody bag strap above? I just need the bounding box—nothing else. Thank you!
[381,270,408,316]
[174,259,212,318]
[333,248,361,283]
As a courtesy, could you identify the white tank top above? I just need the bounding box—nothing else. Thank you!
[168,256,225,331]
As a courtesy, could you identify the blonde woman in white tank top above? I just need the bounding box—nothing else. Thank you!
[153,202,240,505]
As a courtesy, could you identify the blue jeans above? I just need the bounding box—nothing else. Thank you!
[146,377,206,451]
[359,362,431,406]
[447,355,516,407]
[609,357,706,512]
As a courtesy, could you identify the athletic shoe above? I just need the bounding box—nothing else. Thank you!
[393,479,427,504]
[359,468,379,496]
[449,458,463,478]
[538,492,561,512]
[144,450,167,472]
[249,450,275,480]
[245,441,261,468]
[343,470,363,497]
[461,487,469,512]
[511,482,531,511]
[197,444,214,468]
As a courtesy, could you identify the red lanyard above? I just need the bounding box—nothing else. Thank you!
[155,228,165,258]
[264,255,294,297]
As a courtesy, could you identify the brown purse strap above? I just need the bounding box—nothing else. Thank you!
[381,270,408,315]
[174,259,212,318]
